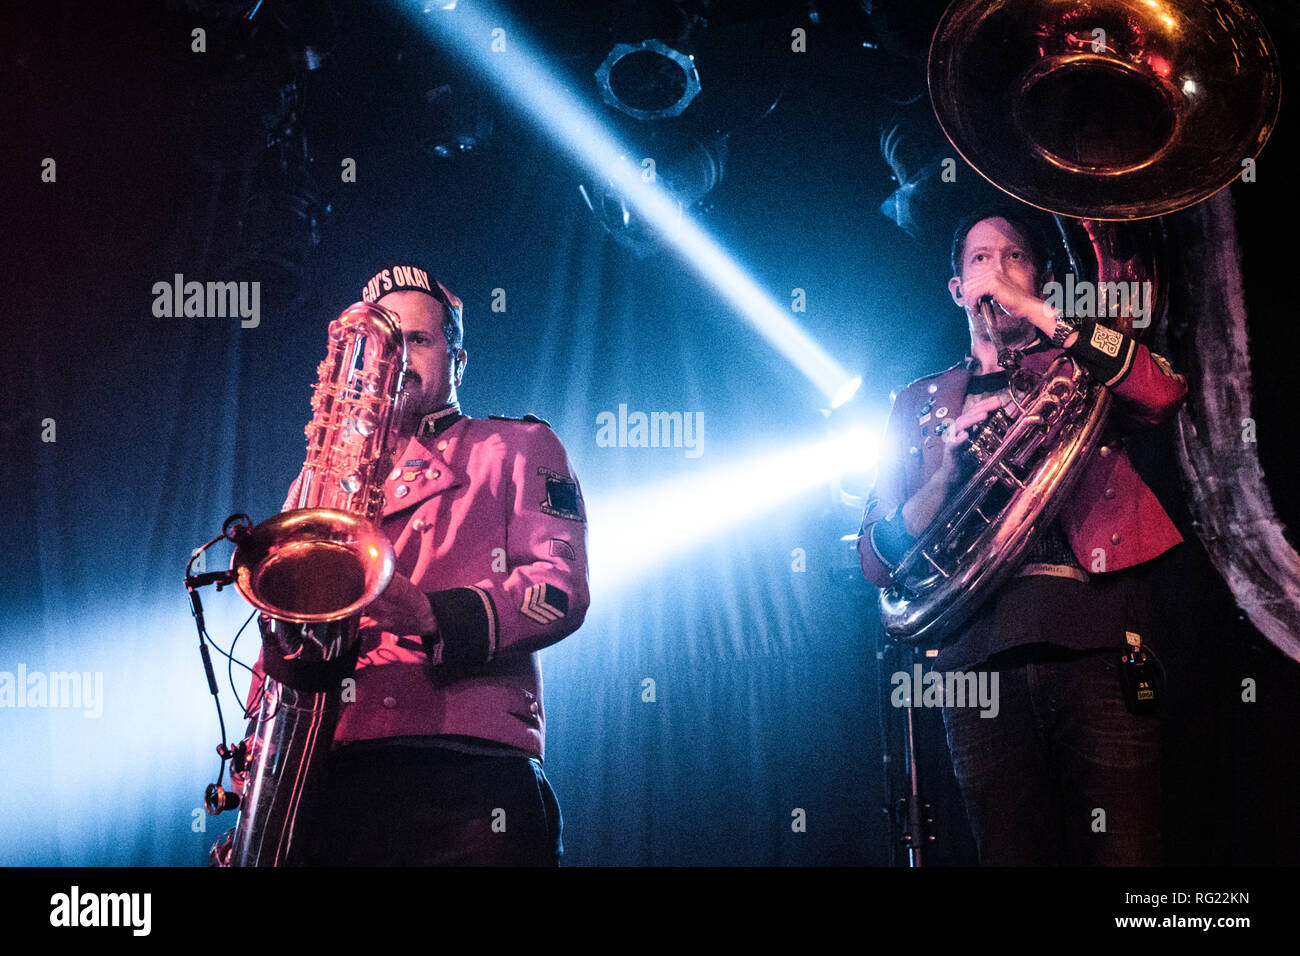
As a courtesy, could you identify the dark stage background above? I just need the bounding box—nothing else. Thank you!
[5,0,1299,869]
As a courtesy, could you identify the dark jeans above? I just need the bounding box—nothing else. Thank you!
[941,645,1162,866]
[298,745,563,866]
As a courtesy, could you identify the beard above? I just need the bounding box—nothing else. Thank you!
[389,371,455,439]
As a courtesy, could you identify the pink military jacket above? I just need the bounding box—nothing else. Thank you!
[247,406,589,759]
[858,322,1188,588]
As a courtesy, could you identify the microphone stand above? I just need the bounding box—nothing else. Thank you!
[880,636,936,866]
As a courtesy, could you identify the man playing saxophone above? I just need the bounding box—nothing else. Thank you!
[241,261,589,865]
[858,211,1187,865]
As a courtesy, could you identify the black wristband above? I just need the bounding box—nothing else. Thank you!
[425,586,498,666]
[262,643,361,693]
[870,508,918,570]
[1065,321,1138,386]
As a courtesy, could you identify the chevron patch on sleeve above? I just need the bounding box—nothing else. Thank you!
[521,584,569,624]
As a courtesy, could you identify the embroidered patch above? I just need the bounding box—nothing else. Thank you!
[549,538,577,560]
[1090,324,1124,358]
[521,584,569,624]
[538,467,585,522]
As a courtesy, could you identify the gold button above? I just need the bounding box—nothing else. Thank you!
[426,468,440,480]
[1104,488,1116,499]
[412,518,427,532]
[1111,533,1121,545]
[1099,445,1111,456]
[382,696,397,709]
[437,440,448,451]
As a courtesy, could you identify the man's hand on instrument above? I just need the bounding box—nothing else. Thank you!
[936,396,1004,486]
[959,272,1056,333]
[365,572,438,637]
[902,395,1005,536]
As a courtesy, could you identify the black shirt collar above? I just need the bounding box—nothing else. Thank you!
[961,335,1050,390]
[968,369,1010,394]
[417,403,463,439]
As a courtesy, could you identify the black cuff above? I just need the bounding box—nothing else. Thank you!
[262,643,361,693]
[869,508,918,570]
[1065,321,1137,387]
[426,587,498,665]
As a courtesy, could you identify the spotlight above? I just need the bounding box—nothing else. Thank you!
[595,39,702,121]
[831,376,863,409]
[225,180,326,308]
[578,129,726,257]
[418,79,495,160]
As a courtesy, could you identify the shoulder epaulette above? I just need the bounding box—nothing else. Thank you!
[897,360,967,396]
[488,413,551,427]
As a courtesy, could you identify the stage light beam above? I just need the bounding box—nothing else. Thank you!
[587,427,878,592]
[403,1,860,407]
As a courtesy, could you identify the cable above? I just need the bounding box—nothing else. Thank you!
[186,516,258,793]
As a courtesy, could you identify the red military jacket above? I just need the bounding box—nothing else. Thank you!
[858,321,1188,588]
[246,406,589,759]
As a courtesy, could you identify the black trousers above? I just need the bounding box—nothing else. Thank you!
[942,645,1162,865]
[297,744,563,866]
[937,569,1164,865]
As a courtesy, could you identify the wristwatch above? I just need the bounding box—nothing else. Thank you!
[1050,309,1078,348]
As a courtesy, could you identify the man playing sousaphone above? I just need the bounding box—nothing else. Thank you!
[858,210,1188,864]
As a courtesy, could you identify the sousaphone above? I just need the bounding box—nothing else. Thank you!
[878,0,1280,643]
